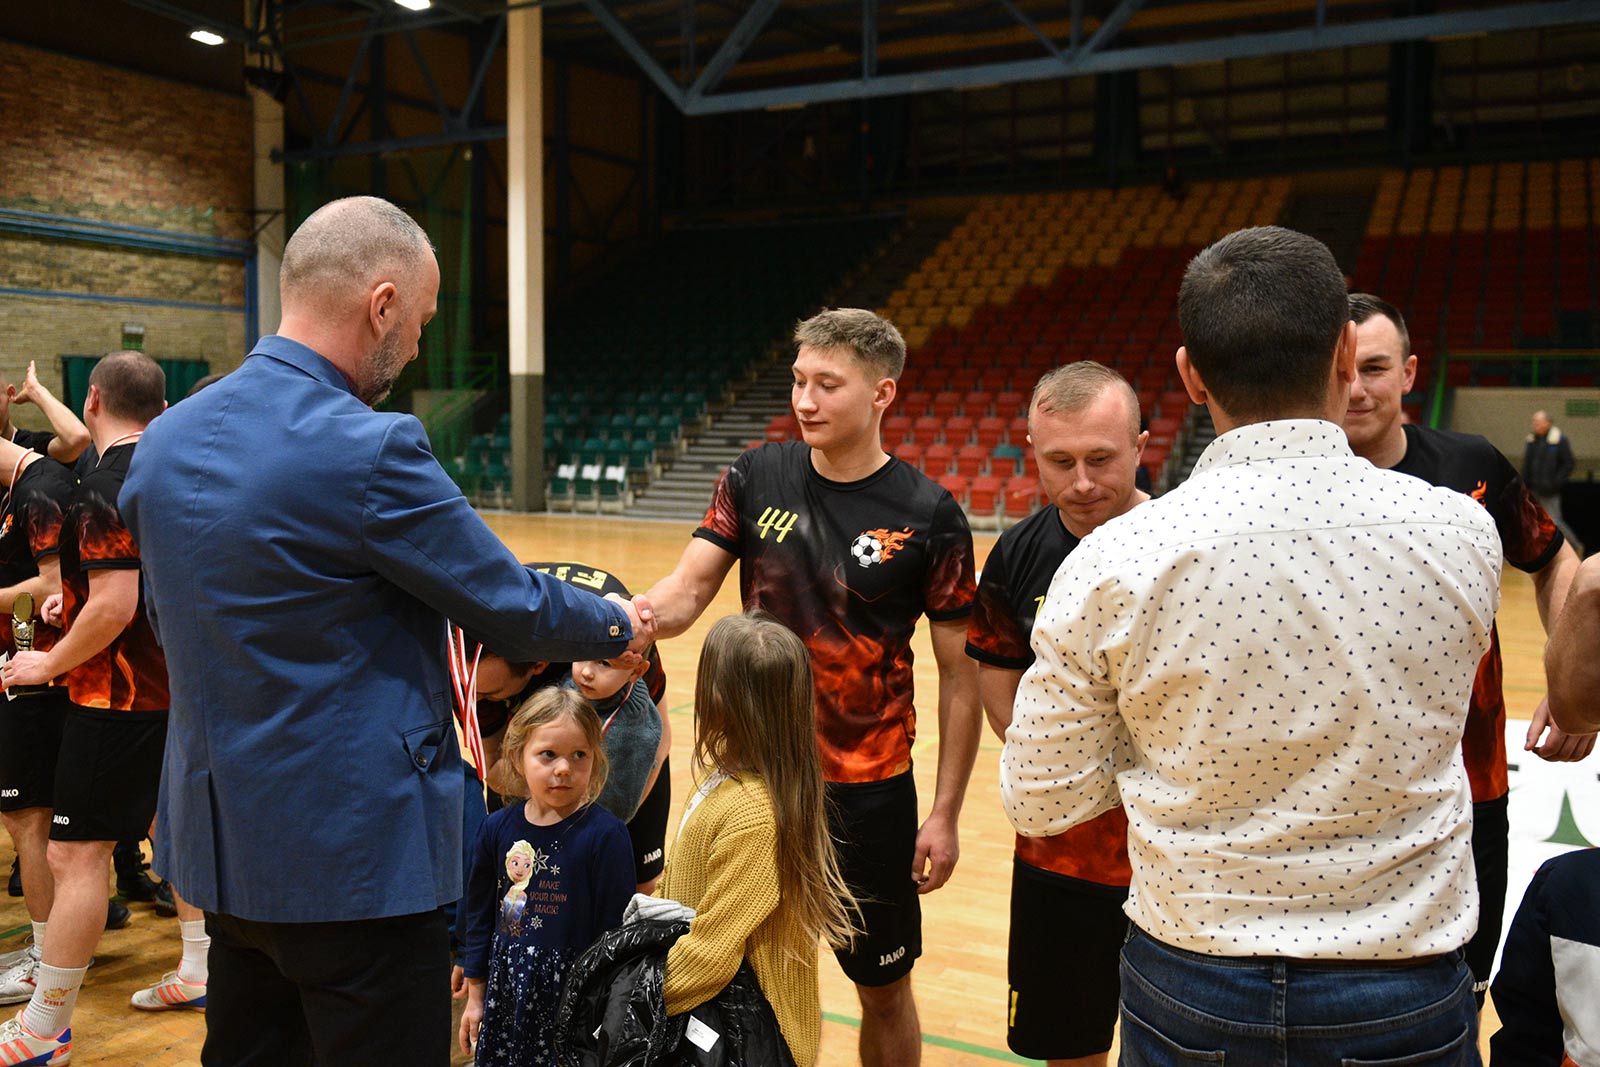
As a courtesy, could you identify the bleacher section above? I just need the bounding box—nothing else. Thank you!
[458,218,898,508]
[1353,159,1599,406]
[771,178,1290,526]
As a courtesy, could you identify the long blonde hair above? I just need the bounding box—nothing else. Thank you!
[488,687,609,806]
[694,612,858,951]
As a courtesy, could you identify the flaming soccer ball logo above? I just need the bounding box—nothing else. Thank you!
[850,527,914,568]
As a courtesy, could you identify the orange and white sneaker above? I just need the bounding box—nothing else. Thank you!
[129,971,206,1012]
[0,1015,70,1065]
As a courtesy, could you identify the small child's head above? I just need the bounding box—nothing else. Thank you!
[693,612,815,778]
[488,686,609,810]
[570,652,650,704]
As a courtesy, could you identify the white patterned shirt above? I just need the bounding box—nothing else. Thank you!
[1001,420,1502,959]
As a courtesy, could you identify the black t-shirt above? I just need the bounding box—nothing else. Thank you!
[695,441,976,783]
[0,456,75,653]
[1389,423,1563,803]
[9,428,55,459]
[965,503,1079,670]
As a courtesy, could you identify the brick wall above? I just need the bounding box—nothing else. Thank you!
[0,39,253,419]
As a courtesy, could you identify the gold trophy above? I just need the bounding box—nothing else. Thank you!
[10,593,46,697]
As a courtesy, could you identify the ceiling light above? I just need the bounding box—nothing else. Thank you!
[189,29,225,46]
[394,0,432,10]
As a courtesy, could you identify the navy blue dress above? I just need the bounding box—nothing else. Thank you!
[463,802,634,1066]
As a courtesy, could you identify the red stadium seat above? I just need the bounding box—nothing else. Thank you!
[956,444,989,478]
[969,475,1003,514]
[924,444,956,476]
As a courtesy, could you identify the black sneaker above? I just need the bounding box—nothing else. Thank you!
[117,865,166,904]
[152,880,177,919]
[6,858,19,898]
[106,899,131,930]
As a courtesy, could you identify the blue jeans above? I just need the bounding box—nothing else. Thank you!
[1118,927,1480,1066]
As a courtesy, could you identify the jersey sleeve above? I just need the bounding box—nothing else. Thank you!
[923,490,976,621]
[692,453,746,554]
[967,539,1031,668]
[1487,449,1563,573]
[72,473,140,570]
[21,472,68,564]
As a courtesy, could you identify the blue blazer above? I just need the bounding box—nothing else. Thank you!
[122,336,631,923]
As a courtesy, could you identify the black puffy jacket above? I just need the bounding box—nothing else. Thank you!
[555,918,798,1067]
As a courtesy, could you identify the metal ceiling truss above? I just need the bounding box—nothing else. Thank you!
[580,0,1599,116]
[119,0,1600,128]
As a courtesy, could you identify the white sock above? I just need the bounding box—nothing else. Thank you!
[28,922,44,960]
[177,920,210,984]
[20,962,85,1039]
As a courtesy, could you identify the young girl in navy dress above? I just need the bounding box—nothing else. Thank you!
[458,687,635,1066]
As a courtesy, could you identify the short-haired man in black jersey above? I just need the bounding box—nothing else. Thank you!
[967,362,1147,1067]
[645,308,980,1067]
[0,362,91,466]
[1342,292,1589,1002]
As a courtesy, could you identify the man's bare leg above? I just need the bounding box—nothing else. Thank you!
[0,810,53,923]
[857,974,920,1067]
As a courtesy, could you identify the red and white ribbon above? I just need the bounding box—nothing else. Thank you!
[447,623,486,781]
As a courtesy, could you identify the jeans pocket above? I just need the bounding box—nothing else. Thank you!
[1341,1026,1472,1067]
[1120,1004,1227,1065]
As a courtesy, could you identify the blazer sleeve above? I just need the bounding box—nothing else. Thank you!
[360,416,631,663]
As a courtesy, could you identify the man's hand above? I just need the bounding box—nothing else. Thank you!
[605,592,657,656]
[11,362,42,406]
[910,811,959,895]
[1525,696,1597,763]
[1,650,53,689]
[41,594,62,627]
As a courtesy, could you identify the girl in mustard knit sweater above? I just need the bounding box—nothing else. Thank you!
[658,612,858,1067]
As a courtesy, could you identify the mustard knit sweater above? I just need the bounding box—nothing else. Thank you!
[659,776,820,1067]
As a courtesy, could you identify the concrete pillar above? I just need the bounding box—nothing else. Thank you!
[250,83,285,342]
[507,6,545,511]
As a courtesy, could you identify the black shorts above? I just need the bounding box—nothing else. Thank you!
[1007,857,1129,1060]
[1464,794,1510,999]
[50,705,168,842]
[627,756,670,884]
[0,688,69,812]
[826,771,921,987]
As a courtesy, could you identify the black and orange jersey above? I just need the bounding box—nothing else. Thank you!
[695,442,976,783]
[59,443,168,712]
[0,456,75,656]
[967,503,1132,886]
[1391,423,1563,803]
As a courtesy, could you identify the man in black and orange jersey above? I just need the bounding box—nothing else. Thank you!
[0,361,91,466]
[0,431,78,999]
[967,362,1148,1067]
[645,308,980,1067]
[0,352,206,1063]
[1343,293,1589,1002]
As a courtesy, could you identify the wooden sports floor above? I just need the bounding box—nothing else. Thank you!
[0,513,1567,1065]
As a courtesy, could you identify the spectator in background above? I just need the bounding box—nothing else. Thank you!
[1524,409,1581,553]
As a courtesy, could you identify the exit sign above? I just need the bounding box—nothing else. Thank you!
[1567,399,1599,418]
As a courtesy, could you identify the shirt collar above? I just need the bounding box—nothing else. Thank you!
[248,335,358,398]
[1190,419,1354,476]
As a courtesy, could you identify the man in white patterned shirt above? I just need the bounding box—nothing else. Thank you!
[1001,226,1502,1063]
